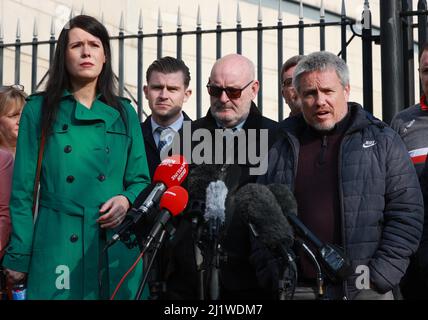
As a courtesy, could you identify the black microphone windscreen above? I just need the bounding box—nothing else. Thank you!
[234,183,294,249]
[266,183,298,216]
[187,164,223,200]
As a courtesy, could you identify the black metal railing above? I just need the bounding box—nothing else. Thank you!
[0,0,361,121]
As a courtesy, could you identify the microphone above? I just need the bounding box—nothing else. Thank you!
[140,185,189,253]
[107,155,188,248]
[266,183,353,282]
[204,181,227,241]
[185,164,239,300]
[234,183,296,300]
[203,181,228,300]
[234,183,294,255]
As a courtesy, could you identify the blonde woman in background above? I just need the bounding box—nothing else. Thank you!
[0,85,27,157]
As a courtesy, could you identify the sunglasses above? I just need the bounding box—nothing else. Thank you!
[206,80,253,99]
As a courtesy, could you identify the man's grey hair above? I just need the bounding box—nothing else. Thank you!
[293,51,349,93]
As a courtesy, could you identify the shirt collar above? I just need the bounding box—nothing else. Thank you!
[215,118,246,131]
[151,112,184,134]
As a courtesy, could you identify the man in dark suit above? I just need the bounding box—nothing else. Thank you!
[163,54,280,300]
[141,56,192,178]
[135,57,192,299]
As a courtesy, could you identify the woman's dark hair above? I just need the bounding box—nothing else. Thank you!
[41,15,126,135]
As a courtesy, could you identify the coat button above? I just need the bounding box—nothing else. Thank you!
[97,174,106,182]
[70,234,79,243]
[64,145,72,153]
[105,147,110,154]
[66,175,75,183]
[62,124,68,130]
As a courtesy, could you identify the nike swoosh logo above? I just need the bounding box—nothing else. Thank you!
[362,141,376,148]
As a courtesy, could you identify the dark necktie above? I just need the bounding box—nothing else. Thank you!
[156,127,173,153]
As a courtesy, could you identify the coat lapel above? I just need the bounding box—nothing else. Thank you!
[141,116,157,152]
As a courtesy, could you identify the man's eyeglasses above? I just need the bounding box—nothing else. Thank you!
[0,84,25,92]
[282,78,293,88]
[206,80,253,99]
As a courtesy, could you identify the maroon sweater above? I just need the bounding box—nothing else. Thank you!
[294,114,350,281]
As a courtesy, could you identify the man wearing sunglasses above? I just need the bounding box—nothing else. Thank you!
[161,54,280,300]
[281,55,305,118]
[194,53,278,167]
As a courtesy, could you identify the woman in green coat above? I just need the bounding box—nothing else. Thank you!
[3,15,151,300]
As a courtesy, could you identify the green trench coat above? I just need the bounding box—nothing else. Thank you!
[3,92,151,300]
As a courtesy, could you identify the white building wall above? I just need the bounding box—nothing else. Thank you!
[0,0,422,121]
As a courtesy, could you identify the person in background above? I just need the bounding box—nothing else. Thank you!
[2,15,151,300]
[0,149,13,300]
[0,149,14,260]
[140,56,192,179]
[390,42,428,299]
[280,55,305,118]
[0,85,27,157]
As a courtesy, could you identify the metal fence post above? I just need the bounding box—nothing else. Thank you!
[216,3,222,60]
[31,19,38,93]
[320,0,325,51]
[362,1,373,114]
[196,5,202,119]
[118,13,125,97]
[277,0,284,121]
[257,1,263,114]
[380,0,404,123]
[402,0,415,108]
[137,10,144,121]
[14,20,21,85]
[157,8,163,59]
[299,0,304,55]
[177,7,183,60]
[341,0,347,61]
[236,3,242,54]
[418,0,428,95]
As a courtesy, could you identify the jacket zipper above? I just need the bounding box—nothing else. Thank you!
[318,135,328,165]
[338,134,349,299]
[284,132,299,191]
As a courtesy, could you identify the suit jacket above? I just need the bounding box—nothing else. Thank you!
[141,112,192,179]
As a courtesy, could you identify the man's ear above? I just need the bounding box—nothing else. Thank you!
[250,80,260,99]
[183,88,192,103]
[344,84,350,102]
[143,85,149,100]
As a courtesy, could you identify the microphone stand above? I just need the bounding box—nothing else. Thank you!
[193,217,205,300]
[278,246,298,300]
[295,239,325,300]
[208,241,221,300]
[134,229,168,300]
